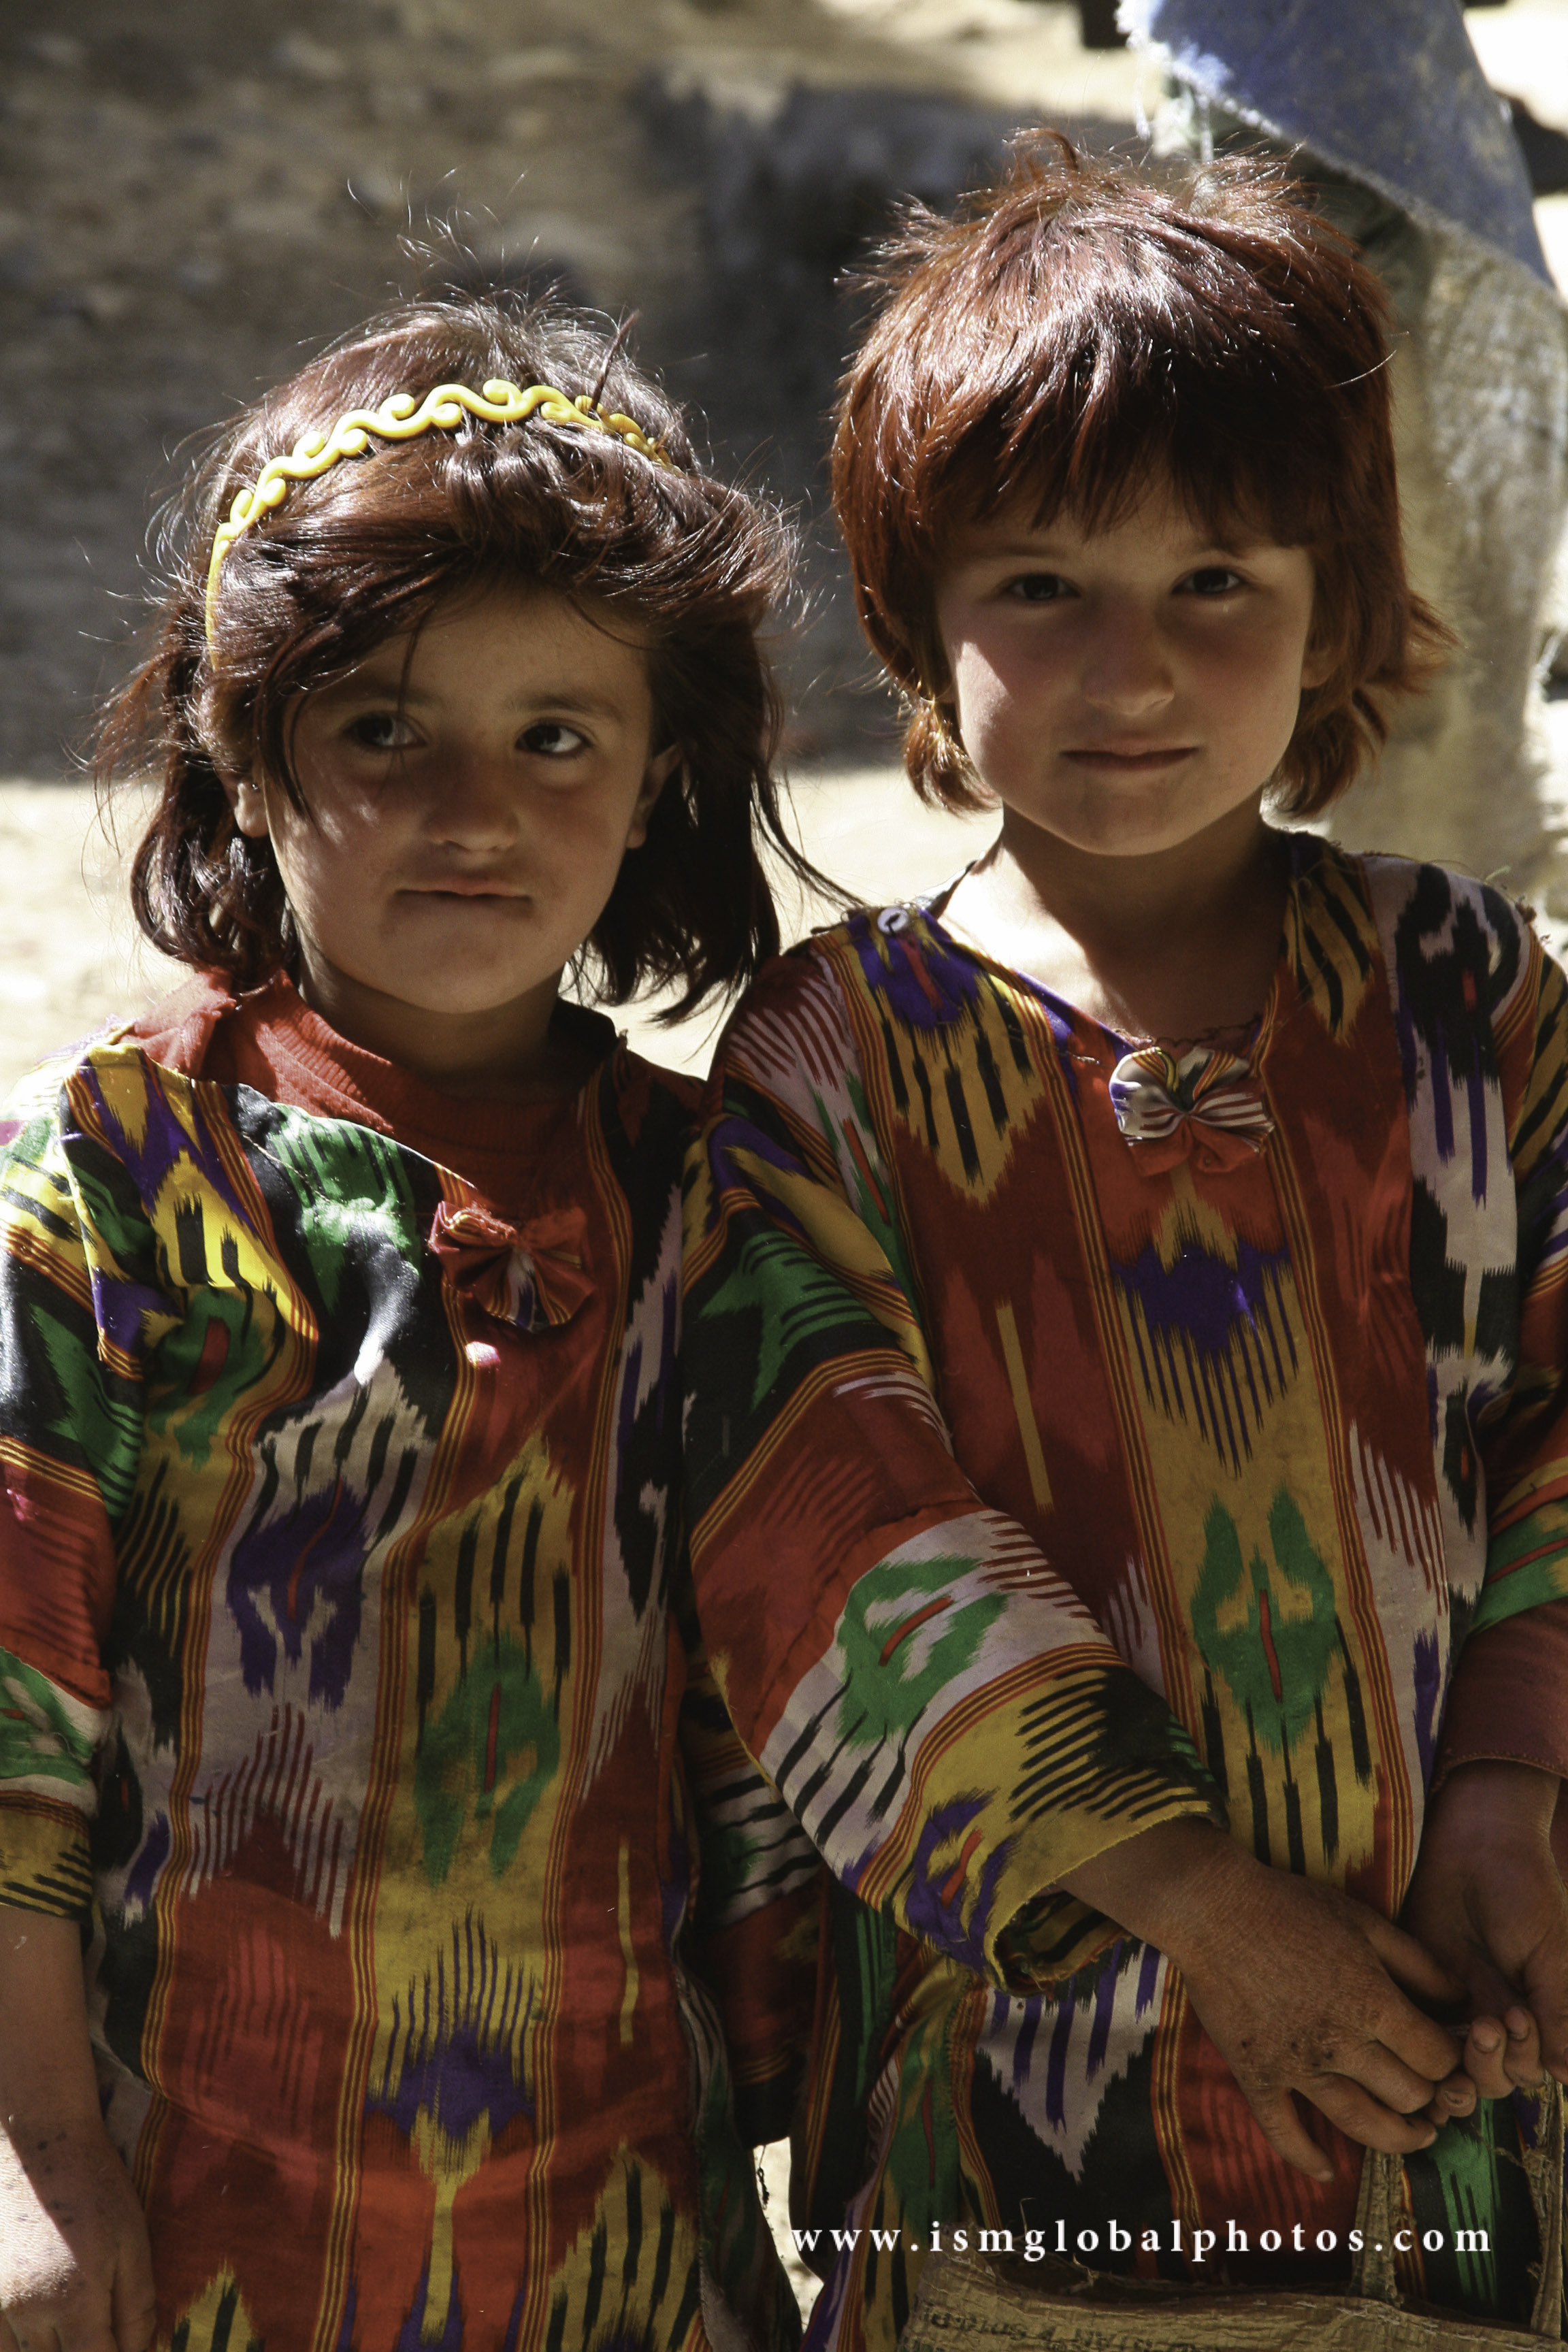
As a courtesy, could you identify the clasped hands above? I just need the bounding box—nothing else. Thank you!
[1060,1759,1568,2183]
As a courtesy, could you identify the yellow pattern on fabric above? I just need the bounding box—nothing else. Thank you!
[542,2150,704,2351]
[868,932,1051,1204]
[158,2270,262,2352]
[1117,1220,1382,1882]
[1281,849,1379,1035]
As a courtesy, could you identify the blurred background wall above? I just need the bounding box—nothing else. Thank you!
[0,0,1565,1085]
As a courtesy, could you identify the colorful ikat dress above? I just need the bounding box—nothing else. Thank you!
[0,975,815,2352]
[683,839,1568,2350]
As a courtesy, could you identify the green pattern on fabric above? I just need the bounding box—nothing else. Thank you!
[1474,1507,1568,1632]
[835,1555,1004,1747]
[1192,1491,1339,1755]
[0,1645,99,1795]
[149,1290,284,1473]
[706,1228,879,1411]
[33,1305,144,1521]
[264,1108,425,1304]
[414,1634,562,1886]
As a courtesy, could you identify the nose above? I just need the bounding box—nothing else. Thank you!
[424,743,521,851]
[1079,600,1176,719]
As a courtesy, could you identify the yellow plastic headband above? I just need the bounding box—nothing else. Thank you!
[203,378,674,649]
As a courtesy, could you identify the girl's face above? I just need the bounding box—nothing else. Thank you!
[933,474,1328,860]
[229,581,676,1084]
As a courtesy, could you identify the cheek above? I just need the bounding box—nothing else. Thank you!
[948,633,1041,740]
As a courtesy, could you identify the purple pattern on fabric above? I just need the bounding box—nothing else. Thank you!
[225,1476,370,1708]
[1086,1943,1122,2080]
[708,1115,817,1234]
[1426,1364,1439,1446]
[1429,1022,1455,1164]
[395,2264,466,2352]
[1115,1237,1289,1358]
[1114,1239,1294,1471]
[86,1262,168,1360]
[1135,1942,1160,2016]
[334,2278,357,2351]
[851,915,983,1035]
[902,1797,1011,1974]
[120,1810,170,1916]
[1011,1995,1043,2089]
[78,1061,250,1230]
[371,1918,534,2148]
[1467,1062,1489,1204]
[1412,1632,1441,1790]
[802,2244,853,2352]
[1044,1978,1077,2129]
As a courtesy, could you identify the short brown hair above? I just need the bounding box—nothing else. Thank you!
[99,291,808,1015]
[832,136,1451,817]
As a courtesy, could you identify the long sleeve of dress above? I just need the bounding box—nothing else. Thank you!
[1470,927,1568,1631]
[0,1071,150,1917]
[677,1576,822,2145]
[1428,926,1568,1789]
[682,949,1223,1994]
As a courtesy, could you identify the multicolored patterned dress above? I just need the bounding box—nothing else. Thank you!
[683,838,1568,2350]
[0,975,815,2352]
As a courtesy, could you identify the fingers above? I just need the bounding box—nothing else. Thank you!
[1305,2072,1439,2159]
[1357,1981,1463,2095]
[1424,2065,1477,2129]
[1360,1907,1464,2010]
[1345,2030,1459,2123]
[1241,2088,1337,2184]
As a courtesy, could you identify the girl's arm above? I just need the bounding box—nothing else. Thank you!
[1062,1820,1462,2180]
[0,1904,154,2352]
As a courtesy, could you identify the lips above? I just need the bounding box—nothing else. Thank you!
[403,878,528,898]
[1061,745,1196,770]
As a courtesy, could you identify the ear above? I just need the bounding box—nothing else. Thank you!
[1298,610,1335,695]
[627,742,682,851]
[221,767,272,841]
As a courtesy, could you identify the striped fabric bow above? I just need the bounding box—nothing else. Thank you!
[427,1200,595,1334]
[1107,1043,1274,1176]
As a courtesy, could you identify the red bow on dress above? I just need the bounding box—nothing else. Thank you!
[427,1200,595,1333]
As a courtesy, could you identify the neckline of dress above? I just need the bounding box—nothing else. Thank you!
[915,831,1315,1065]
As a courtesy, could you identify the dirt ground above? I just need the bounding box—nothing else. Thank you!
[0,0,1151,776]
[0,767,1002,1094]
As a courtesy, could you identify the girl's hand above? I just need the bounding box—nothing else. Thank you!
[1062,1821,1463,2181]
[1402,1759,1568,2119]
[0,2112,154,2352]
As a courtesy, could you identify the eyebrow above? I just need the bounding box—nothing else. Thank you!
[962,537,1258,561]
[324,675,634,721]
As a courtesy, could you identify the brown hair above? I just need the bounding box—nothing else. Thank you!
[832,135,1452,817]
[98,291,813,1015]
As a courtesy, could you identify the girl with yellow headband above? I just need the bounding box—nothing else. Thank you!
[0,295,821,2352]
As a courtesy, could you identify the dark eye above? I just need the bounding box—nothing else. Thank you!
[521,721,588,757]
[346,710,416,751]
[1181,566,1245,596]
[1004,572,1071,603]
